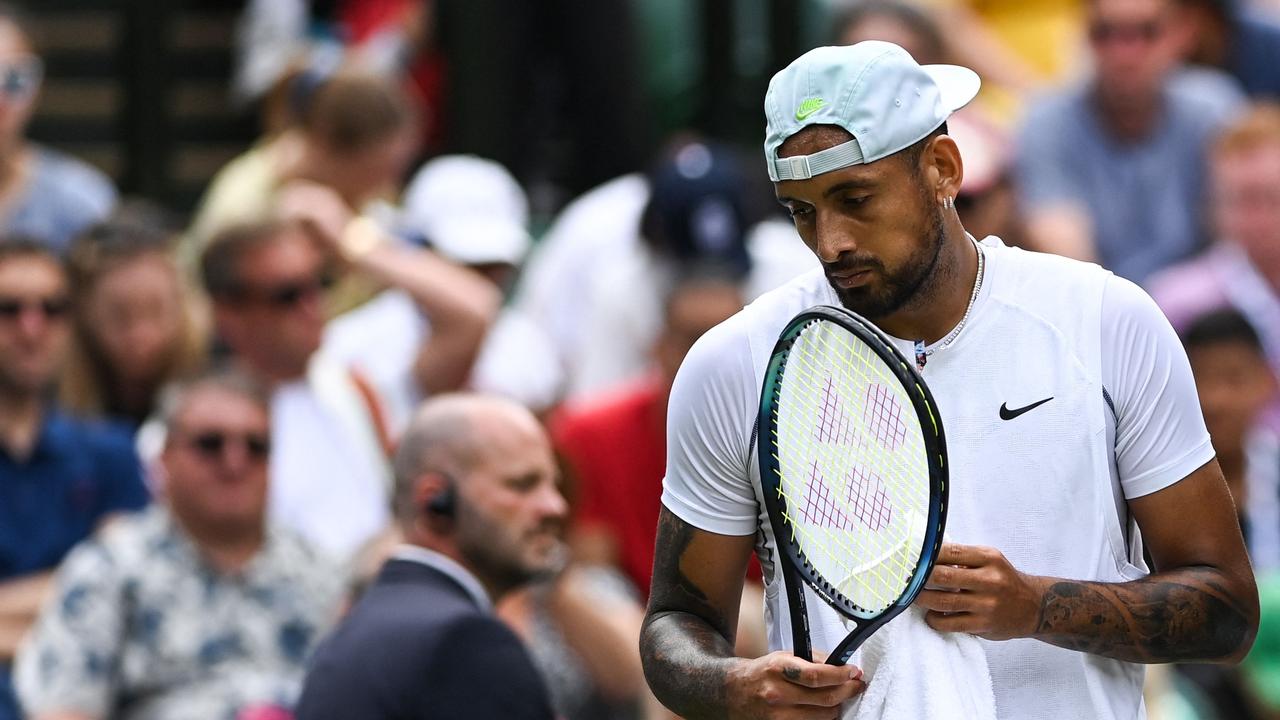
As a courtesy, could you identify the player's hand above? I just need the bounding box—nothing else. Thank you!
[723,650,866,719]
[916,543,1048,641]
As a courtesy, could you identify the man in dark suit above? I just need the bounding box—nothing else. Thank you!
[295,394,567,719]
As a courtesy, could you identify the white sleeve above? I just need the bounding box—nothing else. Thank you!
[660,315,761,536]
[1101,275,1215,499]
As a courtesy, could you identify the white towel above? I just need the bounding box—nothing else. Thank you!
[839,606,997,720]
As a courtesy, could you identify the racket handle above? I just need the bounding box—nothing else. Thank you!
[784,569,814,663]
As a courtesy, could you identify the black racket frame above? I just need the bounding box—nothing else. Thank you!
[757,304,949,666]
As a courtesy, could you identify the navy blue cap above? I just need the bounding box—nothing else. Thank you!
[643,141,753,279]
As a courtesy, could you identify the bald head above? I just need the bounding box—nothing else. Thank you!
[392,393,544,526]
[393,393,566,598]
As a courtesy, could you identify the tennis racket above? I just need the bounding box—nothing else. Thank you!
[758,305,949,667]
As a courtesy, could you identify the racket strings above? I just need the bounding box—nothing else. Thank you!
[772,320,929,613]
[784,327,926,517]
[778,360,911,609]
[790,323,926,497]
[778,352,915,609]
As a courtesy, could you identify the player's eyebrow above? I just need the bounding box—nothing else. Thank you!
[776,177,880,205]
[821,178,879,198]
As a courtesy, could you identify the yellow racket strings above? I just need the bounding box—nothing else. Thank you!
[771,321,928,613]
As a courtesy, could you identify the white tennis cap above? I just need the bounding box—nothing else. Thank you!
[402,155,532,267]
[764,40,981,182]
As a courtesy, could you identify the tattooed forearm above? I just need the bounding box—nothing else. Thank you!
[1034,567,1256,663]
[640,611,738,719]
[640,508,742,719]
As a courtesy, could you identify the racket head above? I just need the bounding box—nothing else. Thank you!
[758,305,948,664]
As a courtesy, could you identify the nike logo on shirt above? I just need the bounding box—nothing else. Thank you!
[999,397,1053,420]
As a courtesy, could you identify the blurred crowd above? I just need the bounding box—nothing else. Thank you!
[1,0,1280,718]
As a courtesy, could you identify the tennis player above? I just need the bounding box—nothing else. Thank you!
[640,40,1258,719]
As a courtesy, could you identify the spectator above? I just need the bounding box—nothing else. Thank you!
[61,218,208,427]
[14,370,345,719]
[1147,103,1280,378]
[553,273,746,599]
[233,0,440,148]
[1183,309,1280,572]
[400,154,533,293]
[184,67,419,272]
[201,219,390,559]
[1014,0,1245,283]
[281,181,503,432]
[0,237,148,720]
[200,216,496,560]
[0,4,116,254]
[1174,310,1279,720]
[1179,0,1280,100]
[295,393,563,720]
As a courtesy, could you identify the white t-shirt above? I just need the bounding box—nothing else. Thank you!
[322,289,427,435]
[269,353,393,562]
[662,237,1214,720]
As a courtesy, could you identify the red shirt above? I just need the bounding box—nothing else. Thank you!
[552,379,668,597]
[553,378,761,598]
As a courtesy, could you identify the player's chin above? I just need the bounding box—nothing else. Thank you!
[834,287,896,319]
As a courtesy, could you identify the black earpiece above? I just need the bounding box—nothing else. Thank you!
[426,481,455,517]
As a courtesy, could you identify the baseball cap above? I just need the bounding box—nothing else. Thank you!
[764,40,981,181]
[643,140,753,279]
[401,155,532,267]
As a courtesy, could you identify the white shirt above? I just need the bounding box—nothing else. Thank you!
[322,289,428,435]
[269,354,393,562]
[662,237,1214,720]
[391,545,492,611]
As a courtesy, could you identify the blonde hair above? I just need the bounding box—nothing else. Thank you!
[1213,102,1280,159]
[60,218,209,422]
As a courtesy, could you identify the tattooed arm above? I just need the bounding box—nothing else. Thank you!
[1034,458,1257,662]
[640,507,865,719]
[918,459,1258,664]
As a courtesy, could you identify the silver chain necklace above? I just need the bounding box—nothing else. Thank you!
[914,238,984,371]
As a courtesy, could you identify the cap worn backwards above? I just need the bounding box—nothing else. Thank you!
[763,40,981,182]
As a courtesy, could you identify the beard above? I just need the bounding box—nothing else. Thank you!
[825,196,948,319]
[456,503,566,596]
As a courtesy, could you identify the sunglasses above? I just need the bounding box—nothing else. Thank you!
[0,57,42,99]
[184,430,271,462]
[234,273,334,310]
[1088,19,1164,45]
[0,296,70,321]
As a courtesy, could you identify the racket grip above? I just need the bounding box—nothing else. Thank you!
[785,573,814,663]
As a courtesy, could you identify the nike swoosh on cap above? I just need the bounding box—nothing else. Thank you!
[795,97,827,120]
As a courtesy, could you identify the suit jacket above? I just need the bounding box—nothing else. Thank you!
[295,558,555,719]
